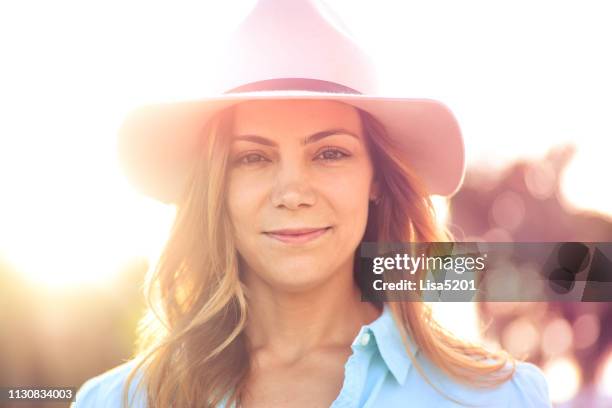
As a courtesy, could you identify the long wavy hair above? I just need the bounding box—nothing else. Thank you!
[122,102,515,407]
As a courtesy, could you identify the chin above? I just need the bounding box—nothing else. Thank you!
[264,264,333,293]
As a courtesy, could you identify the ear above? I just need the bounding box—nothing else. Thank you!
[369,179,381,201]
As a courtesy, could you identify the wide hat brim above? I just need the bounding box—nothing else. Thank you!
[118,90,465,204]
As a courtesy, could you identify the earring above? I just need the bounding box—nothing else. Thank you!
[371,196,382,205]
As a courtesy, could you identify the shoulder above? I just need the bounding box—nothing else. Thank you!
[72,359,147,408]
[501,361,551,407]
[404,355,552,407]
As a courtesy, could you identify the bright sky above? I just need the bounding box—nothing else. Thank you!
[0,0,610,286]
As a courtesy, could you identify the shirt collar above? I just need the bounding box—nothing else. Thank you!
[360,303,419,386]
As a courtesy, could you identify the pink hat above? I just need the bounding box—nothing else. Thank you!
[118,0,465,204]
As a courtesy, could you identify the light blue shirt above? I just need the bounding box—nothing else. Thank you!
[74,304,551,407]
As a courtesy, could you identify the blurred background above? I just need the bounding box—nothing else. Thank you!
[1,1,610,407]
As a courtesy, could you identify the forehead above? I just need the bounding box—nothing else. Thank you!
[231,99,363,137]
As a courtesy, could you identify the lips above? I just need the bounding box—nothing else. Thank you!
[263,227,332,244]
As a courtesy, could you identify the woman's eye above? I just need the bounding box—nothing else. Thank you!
[236,153,268,165]
[315,148,350,161]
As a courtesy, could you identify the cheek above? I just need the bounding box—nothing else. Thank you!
[226,173,274,265]
[227,180,255,251]
[320,167,372,213]
[227,173,264,222]
[319,169,372,245]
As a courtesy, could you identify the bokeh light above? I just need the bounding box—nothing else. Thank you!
[543,357,582,404]
[490,191,526,232]
[541,318,574,358]
[502,317,540,358]
[597,349,612,398]
[572,313,600,350]
[524,161,556,201]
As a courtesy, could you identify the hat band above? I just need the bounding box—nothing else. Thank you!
[224,78,361,94]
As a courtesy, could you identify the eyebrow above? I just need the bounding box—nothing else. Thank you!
[231,128,360,147]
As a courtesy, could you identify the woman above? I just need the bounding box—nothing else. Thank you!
[75,1,550,407]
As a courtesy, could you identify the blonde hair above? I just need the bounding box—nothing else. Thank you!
[123,104,515,407]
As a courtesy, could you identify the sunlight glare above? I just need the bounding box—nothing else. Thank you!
[543,356,582,404]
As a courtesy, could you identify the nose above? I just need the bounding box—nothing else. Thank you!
[270,160,316,210]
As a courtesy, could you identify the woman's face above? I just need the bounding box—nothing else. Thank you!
[227,99,378,292]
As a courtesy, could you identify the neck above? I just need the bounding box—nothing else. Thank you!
[243,262,381,363]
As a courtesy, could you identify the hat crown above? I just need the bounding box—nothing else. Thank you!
[212,0,379,94]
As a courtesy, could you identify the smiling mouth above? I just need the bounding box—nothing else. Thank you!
[263,227,332,244]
